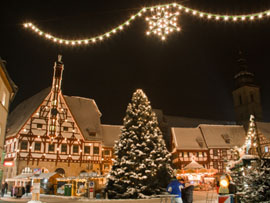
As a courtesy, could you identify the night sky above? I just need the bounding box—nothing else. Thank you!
[1,0,270,125]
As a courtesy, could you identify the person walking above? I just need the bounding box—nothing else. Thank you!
[26,183,31,196]
[167,177,184,203]
[1,182,5,197]
[4,182,8,194]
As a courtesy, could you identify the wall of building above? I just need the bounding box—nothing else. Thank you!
[0,67,12,181]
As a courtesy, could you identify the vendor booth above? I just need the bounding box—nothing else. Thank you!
[56,172,105,197]
[177,159,217,191]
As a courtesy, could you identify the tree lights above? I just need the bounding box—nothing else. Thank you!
[23,3,270,45]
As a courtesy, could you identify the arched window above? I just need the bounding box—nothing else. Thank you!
[55,168,65,175]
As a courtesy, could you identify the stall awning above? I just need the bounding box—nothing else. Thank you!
[6,173,33,181]
[30,172,57,179]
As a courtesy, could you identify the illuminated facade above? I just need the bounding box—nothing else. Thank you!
[3,56,119,180]
[0,58,17,182]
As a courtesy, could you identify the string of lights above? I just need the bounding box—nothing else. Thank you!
[233,115,262,158]
[23,2,270,44]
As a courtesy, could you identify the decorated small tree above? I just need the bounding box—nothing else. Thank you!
[106,89,173,199]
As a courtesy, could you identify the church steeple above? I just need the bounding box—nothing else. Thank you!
[232,52,263,124]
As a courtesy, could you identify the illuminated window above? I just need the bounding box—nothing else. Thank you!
[94,147,99,155]
[104,164,109,170]
[1,92,6,106]
[265,146,269,153]
[21,140,28,150]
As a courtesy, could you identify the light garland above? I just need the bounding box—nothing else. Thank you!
[233,115,261,158]
[23,2,270,45]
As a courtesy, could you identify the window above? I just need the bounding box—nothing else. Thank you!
[265,146,269,153]
[35,142,41,151]
[21,141,28,150]
[222,149,227,156]
[213,149,218,156]
[37,124,43,129]
[48,144,55,152]
[61,144,67,153]
[63,127,68,131]
[184,152,188,157]
[239,95,242,105]
[213,162,218,169]
[73,145,79,153]
[93,147,99,155]
[1,92,6,107]
[104,164,109,170]
[84,146,90,154]
[250,93,254,102]
[104,150,110,156]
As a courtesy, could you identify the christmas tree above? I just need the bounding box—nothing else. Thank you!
[239,159,270,202]
[106,89,173,199]
[229,115,270,202]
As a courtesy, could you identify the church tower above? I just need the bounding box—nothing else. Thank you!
[232,52,263,124]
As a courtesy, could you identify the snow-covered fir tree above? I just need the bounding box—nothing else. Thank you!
[239,159,270,202]
[106,89,173,199]
[229,115,270,202]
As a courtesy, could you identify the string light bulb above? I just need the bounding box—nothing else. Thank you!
[22,3,270,45]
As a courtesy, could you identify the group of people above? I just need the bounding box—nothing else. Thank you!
[1,182,8,197]
[1,182,31,198]
[167,177,194,203]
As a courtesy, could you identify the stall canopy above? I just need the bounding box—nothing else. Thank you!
[6,173,33,182]
[30,172,58,179]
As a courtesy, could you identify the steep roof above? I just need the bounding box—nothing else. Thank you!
[165,115,235,128]
[199,124,246,148]
[64,95,102,141]
[172,127,207,150]
[101,124,122,147]
[6,88,103,140]
[6,87,51,137]
[0,57,18,96]
[256,122,270,140]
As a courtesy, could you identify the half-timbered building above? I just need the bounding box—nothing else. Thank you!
[3,56,119,180]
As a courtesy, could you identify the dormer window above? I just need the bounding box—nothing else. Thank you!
[86,128,96,136]
[221,134,230,144]
[196,137,204,148]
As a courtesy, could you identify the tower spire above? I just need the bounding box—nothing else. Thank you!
[49,55,64,137]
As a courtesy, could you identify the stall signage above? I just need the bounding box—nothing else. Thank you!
[32,183,40,193]
[33,168,42,176]
[3,161,13,167]
[89,181,95,199]
[218,195,233,203]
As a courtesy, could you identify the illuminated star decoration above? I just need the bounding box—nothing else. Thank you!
[146,7,180,40]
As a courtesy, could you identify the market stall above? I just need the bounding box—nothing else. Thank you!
[30,172,62,194]
[177,159,217,191]
[56,173,106,197]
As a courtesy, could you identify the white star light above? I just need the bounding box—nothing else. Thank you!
[146,8,180,40]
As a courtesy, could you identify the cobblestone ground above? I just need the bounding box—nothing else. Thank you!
[0,191,218,203]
